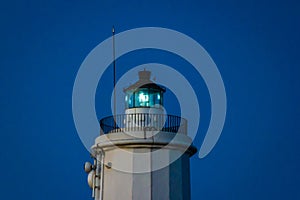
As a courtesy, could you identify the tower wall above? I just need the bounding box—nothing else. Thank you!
[92,132,196,200]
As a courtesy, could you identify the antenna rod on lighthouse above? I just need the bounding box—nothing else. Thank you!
[112,26,116,128]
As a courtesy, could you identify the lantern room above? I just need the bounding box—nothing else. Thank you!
[123,70,166,110]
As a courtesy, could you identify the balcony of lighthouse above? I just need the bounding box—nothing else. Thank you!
[100,113,187,135]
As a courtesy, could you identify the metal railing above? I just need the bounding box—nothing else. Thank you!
[100,113,187,135]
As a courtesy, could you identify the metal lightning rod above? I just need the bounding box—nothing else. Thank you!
[112,26,116,128]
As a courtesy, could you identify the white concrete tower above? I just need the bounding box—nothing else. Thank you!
[84,70,197,200]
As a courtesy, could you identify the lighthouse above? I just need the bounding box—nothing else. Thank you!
[84,70,197,200]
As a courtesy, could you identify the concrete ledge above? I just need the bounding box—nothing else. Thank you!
[92,131,197,156]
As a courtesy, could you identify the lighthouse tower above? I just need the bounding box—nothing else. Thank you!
[84,70,197,200]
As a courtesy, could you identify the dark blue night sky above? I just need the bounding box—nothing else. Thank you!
[0,0,299,199]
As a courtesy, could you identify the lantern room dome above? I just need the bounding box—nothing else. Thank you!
[123,70,165,109]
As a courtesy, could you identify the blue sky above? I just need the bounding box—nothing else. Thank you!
[0,0,299,199]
